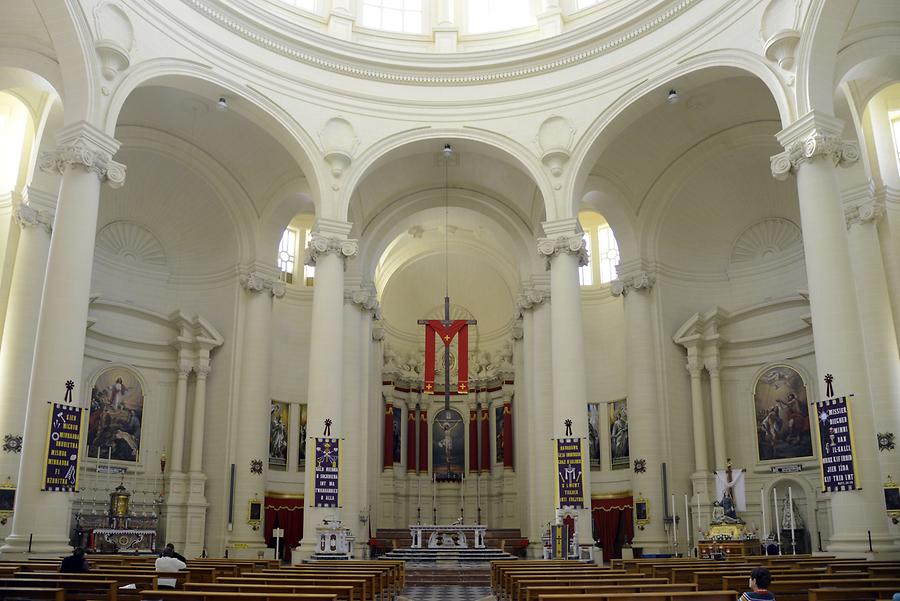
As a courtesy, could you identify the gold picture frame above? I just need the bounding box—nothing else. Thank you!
[884,476,900,523]
[0,477,15,521]
[248,495,263,530]
[634,494,649,528]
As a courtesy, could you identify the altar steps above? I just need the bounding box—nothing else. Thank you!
[403,566,493,586]
[378,547,518,563]
[375,528,523,550]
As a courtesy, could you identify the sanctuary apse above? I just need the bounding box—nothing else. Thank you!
[0,0,899,564]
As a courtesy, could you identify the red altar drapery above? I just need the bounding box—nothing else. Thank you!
[418,409,428,471]
[502,402,514,469]
[264,496,304,563]
[468,409,479,473]
[407,406,418,472]
[383,403,394,469]
[479,407,490,472]
[591,496,634,560]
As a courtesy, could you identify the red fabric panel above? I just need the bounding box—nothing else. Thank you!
[591,496,634,560]
[407,407,418,472]
[424,325,435,394]
[479,408,490,472]
[418,409,428,471]
[383,404,394,469]
[502,402,514,469]
[264,496,304,563]
[457,324,468,393]
[468,410,479,473]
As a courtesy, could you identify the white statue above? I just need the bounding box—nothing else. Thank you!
[780,496,804,530]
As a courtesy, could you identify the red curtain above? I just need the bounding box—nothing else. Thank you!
[591,496,634,560]
[468,409,479,473]
[407,406,418,472]
[418,409,428,471]
[264,496,304,563]
[479,407,490,472]
[383,404,393,469]
[502,402,514,469]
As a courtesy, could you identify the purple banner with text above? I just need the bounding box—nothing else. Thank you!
[556,437,584,508]
[815,396,860,492]
[314,437,341,508]
[42,403,85,492]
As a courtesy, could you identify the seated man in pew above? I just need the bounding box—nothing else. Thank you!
[59,547,90,573]
[741,567,774,601]
[156,547,187,589]
[165,543,187,562]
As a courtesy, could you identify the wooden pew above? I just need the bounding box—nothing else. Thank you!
[138,592,337,601]
[0,586,65,600]
[809,588,900,601]
[18,570,159,590]
[512,577,667,601]
[537,592,739,601]
[263,567,386,600]
[0,577,118,600]
[184,582,356,601]
[216,576,369,601]
[505,570,632,601]
[524,583,696,601]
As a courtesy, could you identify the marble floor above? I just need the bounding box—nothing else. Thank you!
[400,585,493,601]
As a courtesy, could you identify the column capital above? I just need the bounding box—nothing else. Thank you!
[37,121,126,188]
[770,111,859,180]
[515,286,550,314]
[686,356,703,377]
[12,197,53,233]
[536,235,588,266]
[610,269,655,297]
[240,269,286,298]
[844,187,885,229]
[194,363,211,379]
[345,283,380,317]
[305,232,359,265]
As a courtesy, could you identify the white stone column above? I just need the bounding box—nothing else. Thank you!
[341,283,378,543]
[706,353,727,471]
[1,122,125,555]
[184,357,210,557]
[611,264,668,553]
[169,356,191,475]
[771,111,894,553]
[0,190,54,486]
[538,219,593,546]
[685,345,709,474]
[845,197,900,488]
[229,268,283,554]
[188,362,210,475]
[299,219,357,557]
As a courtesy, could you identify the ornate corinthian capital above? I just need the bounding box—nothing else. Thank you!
[304,232,359,265]
[12,200,53,233]
[345,283,381,318]
[770,111,859,181]
[610,270,655,297]
[240,270,286,298]
[515,287,550,314]
[38,122,126,187]
[536,235,588,267]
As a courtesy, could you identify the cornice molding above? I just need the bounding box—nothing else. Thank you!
[183,0,699,85]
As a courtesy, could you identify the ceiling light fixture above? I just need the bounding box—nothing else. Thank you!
[666,89,679,104]
[216,96,228,111]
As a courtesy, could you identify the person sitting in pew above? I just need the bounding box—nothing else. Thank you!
[155,547,186,589]
[59,547,90,573]
[164,542,187,562]
[741,567,774,601]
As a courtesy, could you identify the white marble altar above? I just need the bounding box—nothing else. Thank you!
[409,524,487,549]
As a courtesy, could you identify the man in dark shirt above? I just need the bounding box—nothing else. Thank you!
[164,543,187,562]
[59,547,90,573]
[741,567,775,600]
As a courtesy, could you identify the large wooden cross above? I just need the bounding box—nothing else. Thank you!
[418,295,476,413]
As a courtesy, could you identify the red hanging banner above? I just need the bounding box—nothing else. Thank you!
[468,409,479,473]
[407,407,418,472]
[423,320,469,394]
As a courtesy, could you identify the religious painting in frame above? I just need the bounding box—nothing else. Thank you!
[753,364,814,462]
[495,406,504,464]
[0,478,15,521]
[298,404,308,471]
[269,401,289,471]
[608,399,629,470]
[587,403,602,468]
[87,366,145,463]
[634,494,649,528]
[432,408,464,477]
[392,406,402,464]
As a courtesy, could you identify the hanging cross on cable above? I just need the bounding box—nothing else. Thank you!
[419,295,476,412]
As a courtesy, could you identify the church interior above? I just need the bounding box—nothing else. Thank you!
[1,0,900,599]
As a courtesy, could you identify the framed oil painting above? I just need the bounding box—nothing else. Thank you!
[608,399,629,470]
[298,404,307,471]
[269,401,289,471]
[495,406,504,464]
[392,406,402,464]
[587,403,602,468]
[432,408,464,478]
[87,366,144,462]
[753,364,814,462]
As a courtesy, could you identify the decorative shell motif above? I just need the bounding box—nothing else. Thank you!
[730,218,801,266]
[96,221,167,268]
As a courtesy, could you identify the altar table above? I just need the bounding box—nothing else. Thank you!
[409,524,487,549]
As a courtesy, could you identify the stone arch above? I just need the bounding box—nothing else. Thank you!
[795,1,854,116]
[579,183,638,270]
[103,60,325,214]
[335,128,554,224]
[258,180,317,268]
[568,56,792,224]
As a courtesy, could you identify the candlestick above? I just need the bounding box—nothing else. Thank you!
[760,489,767,540]
[432,473,436,524]
[460,474,464,520]
[684,493,690,552]
[671,494,677,549]
[107,446,112,492]
[789,486,796,554]
[773,488,781,548]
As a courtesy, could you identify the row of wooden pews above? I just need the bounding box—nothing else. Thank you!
[493,556,900,601]
[0,557,404,601]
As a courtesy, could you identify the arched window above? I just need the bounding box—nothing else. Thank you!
[277,227,299,284]
[578,210,619,287]
[361,0,424,33]
[466,0,533,34]
[278,214,316,286]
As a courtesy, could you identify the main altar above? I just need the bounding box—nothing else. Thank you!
[410,524,487,549]
[73,480,160,553]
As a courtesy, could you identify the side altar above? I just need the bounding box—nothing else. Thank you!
[410,524,487,549]
[698,460,760,558]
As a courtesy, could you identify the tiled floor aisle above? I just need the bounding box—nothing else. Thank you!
[401,585,493,600]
